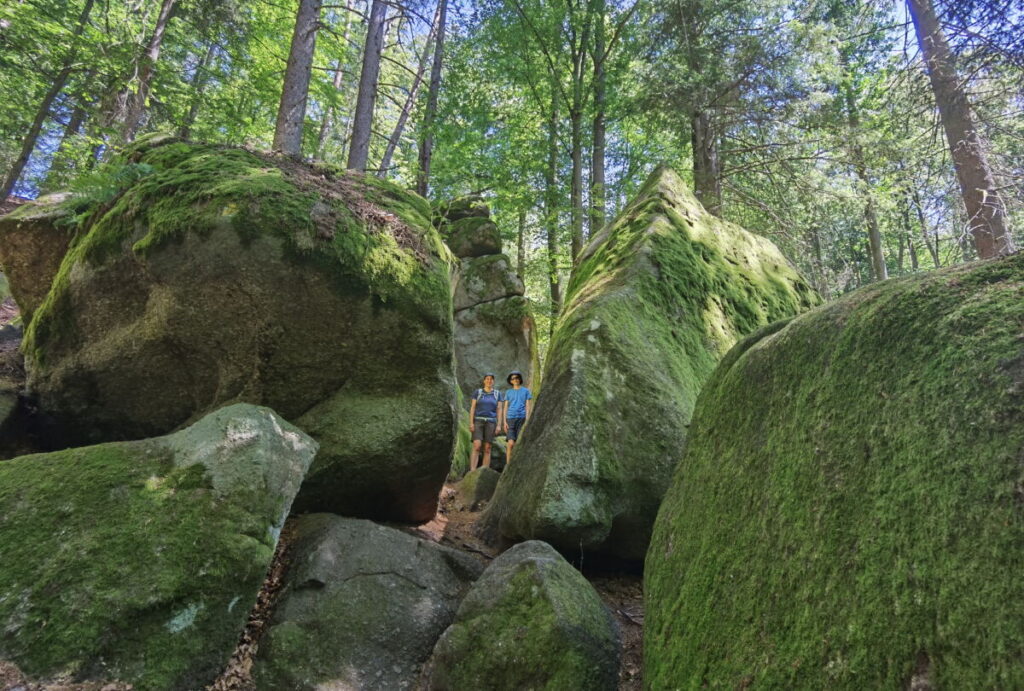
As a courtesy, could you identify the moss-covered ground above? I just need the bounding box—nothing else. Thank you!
[645,252,1024,688]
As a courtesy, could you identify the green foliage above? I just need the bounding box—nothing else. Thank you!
[646,252,1024,688]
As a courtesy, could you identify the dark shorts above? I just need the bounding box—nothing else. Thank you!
[506,417,526,441]
[473,418,497,443]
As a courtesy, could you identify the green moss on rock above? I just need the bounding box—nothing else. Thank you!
[0,404,317,690]
[482,166,819,559]
[645,253,1024,689]
[425,540,620,690]
[18,138,457,519]
[446,217,502,258]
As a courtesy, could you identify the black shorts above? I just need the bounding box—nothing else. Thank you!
[473,418,497,443]
[506,417,526,441]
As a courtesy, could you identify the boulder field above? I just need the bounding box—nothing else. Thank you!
[0,136,458,521]
[482,165,819,559]
[0,404,316,690]
[645,253,1024,688]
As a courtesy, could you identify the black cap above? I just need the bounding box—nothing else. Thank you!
[506,370,524,385]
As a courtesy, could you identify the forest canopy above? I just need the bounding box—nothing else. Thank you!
[1,0,1021,337]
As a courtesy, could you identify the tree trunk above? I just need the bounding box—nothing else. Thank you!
[42,97,90,192]
[545,83,562,334]
[121,0,177,143]
[911,189,942,268]
[517,207,527,280]
[416,0,448,195]
[347,0,388,170]
[179,42,218,139]
[907,0,1014,258]
[857,167,888,281]
[1,0,95,200]
[273,0,324,157]
[570,108,584,260]
[691,109,722,216]
[378,1,442,177]
[589,0,607,237]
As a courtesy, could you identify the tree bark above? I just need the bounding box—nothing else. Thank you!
[569,108,584,260]
[857,166,888,281]
[121,0,177,143]
[907,0,1014,258]
[416,0,448,195]
[378,1,442,177]
[179,42,217,139]
[589,0,607,237]
[347,0,388,170]
[1,0,95,200]
[517,207,527,279]
[273,0,324,157]
[545,81,563,334]
[691,109,722,216]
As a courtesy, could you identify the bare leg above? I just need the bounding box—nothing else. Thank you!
[482,442,492,468]
[506,439,515,463]
[471,439,482,471]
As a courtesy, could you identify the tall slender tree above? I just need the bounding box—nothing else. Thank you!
[120,0,178,143]
[416,0,449,194]
[348,0,388,171]
[907,0,1014,258]
[273,0,324,156]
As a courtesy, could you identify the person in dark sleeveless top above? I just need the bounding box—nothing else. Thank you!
[468,373,504,471]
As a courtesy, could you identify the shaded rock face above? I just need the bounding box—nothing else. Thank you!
[424,540,620,690]
[0,404,317,691]
[645,254,1024,688]
[21,138,457,521]
[482,166,820,560]
[437,197,539,403]
[254,515,483,690]
[455,466,501,511]
[0,193,76,321]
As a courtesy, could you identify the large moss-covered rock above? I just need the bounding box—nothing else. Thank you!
[0,193,76,321]
[454,296,539,402]
[0,404,317,690]
[453,254,524,311]
[483,166,819,559]
[254,515,483,690]
[22,137,456,520]
[447,216,502,258]
[424,540,620,690]
[645,253,1024,689]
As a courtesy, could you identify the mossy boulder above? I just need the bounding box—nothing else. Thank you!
[456,466,501,511]
[447,216,502,258]
[454,296,539,403]
[453,254,525,311]
[423,540,620,690]
[644,253,1024,689]
[0,403,317,690]
[0,193,77,321]
[439,195,490,224]
[254,514,483,690]
[482,166,819,560]
[21,137,456,520]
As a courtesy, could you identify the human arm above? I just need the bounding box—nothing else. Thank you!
[468,397,477,432]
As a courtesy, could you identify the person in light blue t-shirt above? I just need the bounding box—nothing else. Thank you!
[501,370,532,464]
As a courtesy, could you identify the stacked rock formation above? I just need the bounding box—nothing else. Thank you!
[437,196,539,402]
[482,166,820,560]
